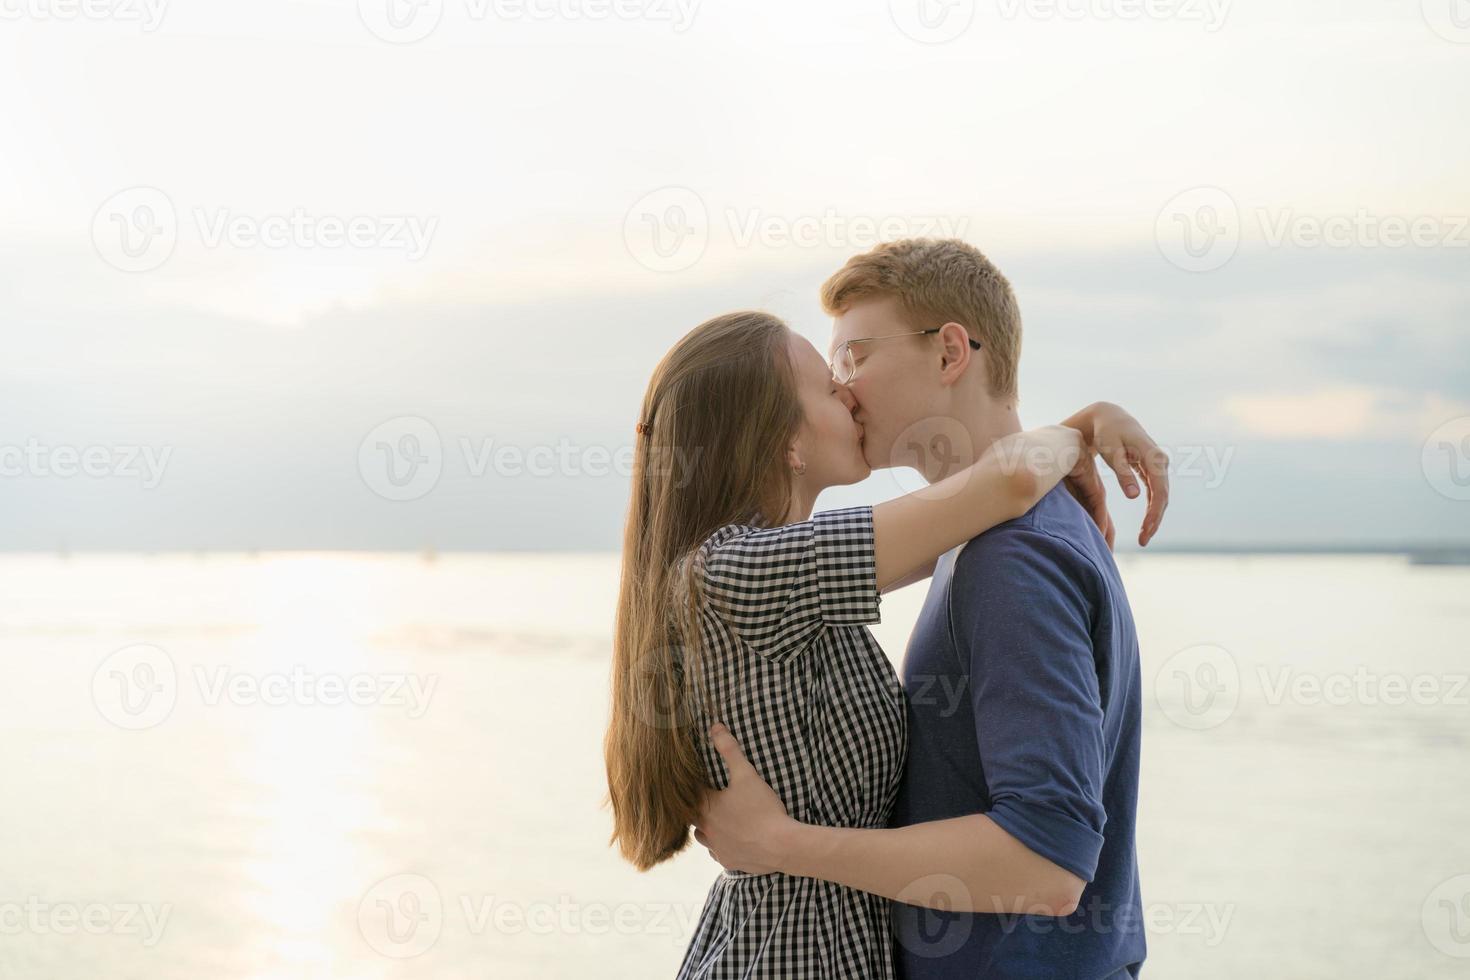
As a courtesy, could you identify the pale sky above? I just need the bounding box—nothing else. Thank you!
[2,0,1467,549]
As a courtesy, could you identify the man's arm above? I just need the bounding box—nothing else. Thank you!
[698,723,1084,915]
[779,810,1085,915]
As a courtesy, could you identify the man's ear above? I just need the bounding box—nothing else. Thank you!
[936,321,975,385]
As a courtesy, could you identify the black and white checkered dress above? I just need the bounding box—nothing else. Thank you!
[675,506,907,980]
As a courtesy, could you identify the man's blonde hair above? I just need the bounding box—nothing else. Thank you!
[820,238,1022,400]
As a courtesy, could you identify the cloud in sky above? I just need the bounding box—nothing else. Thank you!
[1223,386,1470,442]
[1,0,1466,549]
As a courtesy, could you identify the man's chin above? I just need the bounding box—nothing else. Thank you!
[861,438,894,472]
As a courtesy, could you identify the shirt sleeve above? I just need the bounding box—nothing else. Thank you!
[951,529,1108,882]
[699,505,881,663]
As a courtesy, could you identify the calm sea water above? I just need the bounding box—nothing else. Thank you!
[2,553,1467,979]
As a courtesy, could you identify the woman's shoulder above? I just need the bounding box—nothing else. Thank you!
[697,506,875,558]
[693,518,769,558]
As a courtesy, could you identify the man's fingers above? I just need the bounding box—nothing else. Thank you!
[1089,490,1110,543]
[709,722,755,778]
[1068,460,1112,542]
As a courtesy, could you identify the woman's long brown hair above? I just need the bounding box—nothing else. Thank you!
[605,311,802,871]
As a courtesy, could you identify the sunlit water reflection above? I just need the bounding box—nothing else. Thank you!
[1,553,1466,978]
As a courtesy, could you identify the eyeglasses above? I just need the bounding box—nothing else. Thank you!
[829,328,982,384]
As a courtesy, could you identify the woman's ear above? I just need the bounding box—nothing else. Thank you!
[785,440,805,473]
[937,321,974,383]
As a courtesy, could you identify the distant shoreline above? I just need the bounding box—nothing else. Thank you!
[5,545,1470,560]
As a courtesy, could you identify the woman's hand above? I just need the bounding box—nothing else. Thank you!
[1063,402,1170,546]
[693,724,796,875]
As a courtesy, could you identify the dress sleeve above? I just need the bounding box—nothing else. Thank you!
[698,505,882,663]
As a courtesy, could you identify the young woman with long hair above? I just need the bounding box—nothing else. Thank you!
[604,310,1158,978]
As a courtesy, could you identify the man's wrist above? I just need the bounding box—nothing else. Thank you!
[770,817,814,876]
[772,818,838,880]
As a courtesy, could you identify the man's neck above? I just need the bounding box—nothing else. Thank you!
[919,402,1022,484]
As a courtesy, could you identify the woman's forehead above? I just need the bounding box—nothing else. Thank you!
[787,333,825,373]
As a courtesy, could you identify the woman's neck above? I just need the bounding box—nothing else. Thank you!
[779,482,817,526]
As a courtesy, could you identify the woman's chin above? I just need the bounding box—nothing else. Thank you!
[826,456,871,488]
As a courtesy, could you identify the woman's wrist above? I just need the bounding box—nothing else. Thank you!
[1060,401,1108,445]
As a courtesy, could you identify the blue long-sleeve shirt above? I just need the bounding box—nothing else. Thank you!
[891,485,1146,979]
